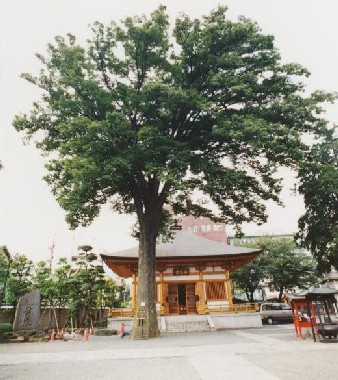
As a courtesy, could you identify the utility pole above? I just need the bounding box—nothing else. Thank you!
[47,236,56,329]
[48,235,56,272]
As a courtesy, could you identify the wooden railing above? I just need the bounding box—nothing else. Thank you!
[207,303,259,314]
[109,303,259,318]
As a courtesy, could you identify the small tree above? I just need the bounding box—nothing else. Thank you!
[33,261,56,306]
[33,260,57,328]
[260,238,318,301]
[53,258,73,320]
[231,259,266,302]
[231,237,318,301]
[69,245,105,327]
[6,254,34,320]
[95,277,120,319]
[0,247,11,305]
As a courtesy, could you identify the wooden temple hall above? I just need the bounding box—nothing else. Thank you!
[101,231,261,316]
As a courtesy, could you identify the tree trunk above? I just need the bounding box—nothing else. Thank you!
[132,226,158,339]
[246,287,254,303]
[278,287,284,302]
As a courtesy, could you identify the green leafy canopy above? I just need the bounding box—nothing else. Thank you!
[14,6,335,235]
[231,237,318,301]
[297,134,338,273]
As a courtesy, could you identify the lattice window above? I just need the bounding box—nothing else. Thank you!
[206,281,226,300]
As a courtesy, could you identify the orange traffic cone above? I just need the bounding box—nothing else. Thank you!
[59,329,64,340]
[50,329,55,342]
[84,328,89,341]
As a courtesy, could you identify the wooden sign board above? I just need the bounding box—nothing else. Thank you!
[173,268,190,276]
[137,310,146,319]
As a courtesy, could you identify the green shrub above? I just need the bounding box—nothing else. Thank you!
[0,323,12,333]
[2,332,17,339]
[0,324,15,342]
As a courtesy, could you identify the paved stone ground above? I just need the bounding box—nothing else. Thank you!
[1,324,338,379]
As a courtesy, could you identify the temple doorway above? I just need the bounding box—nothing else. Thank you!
[178,284,187,314]
[168,283,197,315]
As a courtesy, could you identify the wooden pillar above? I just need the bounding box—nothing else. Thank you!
[226,270,233,308]
[159,271,164,315]
[162,284,169,315]
[131,272,137,312]
[195,266,207,314]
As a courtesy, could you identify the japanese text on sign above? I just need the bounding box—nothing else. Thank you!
[173,268,190,276]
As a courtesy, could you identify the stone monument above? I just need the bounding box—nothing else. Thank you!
[13,290,41,331]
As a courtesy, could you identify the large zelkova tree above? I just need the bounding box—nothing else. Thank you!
[14,6,335,337]
[297,136,338,273]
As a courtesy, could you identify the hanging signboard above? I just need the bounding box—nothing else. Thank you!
[173,268,190,276]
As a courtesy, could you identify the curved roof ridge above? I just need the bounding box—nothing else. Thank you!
[102,230,260,258]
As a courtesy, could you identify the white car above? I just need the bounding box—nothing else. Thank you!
[260,302,294,325]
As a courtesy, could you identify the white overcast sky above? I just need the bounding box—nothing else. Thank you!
[1,0,338,263]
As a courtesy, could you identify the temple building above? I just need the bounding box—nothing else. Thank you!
[101,229,260,316]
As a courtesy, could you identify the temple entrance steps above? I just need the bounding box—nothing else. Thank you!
[161,315,213,333]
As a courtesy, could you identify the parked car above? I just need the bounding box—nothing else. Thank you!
[260,302,294,325]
